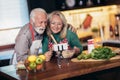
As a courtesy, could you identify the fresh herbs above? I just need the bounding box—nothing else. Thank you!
[77,47,116,60]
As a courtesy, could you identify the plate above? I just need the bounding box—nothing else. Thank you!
[65,0,76,8]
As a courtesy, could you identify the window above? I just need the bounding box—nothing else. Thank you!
[0,0,29,46]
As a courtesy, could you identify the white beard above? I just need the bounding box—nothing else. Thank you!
[34,27,45,35]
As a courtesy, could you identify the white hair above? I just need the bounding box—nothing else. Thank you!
[30,8,47,22]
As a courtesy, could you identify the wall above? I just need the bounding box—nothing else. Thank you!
[27,0,56,13]
[62,5,118,40]
[0,0,29,29]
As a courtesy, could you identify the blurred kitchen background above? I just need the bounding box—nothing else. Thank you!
[1,0,120,67]
[0,0,120,46]
[0,0,120,47]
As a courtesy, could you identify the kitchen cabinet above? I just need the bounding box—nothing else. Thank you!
[107,0,120,5]
[27,0,120,13]
[27,0,56,13]
[55,0,108,11]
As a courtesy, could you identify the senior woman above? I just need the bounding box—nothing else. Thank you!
[42,11,83,61]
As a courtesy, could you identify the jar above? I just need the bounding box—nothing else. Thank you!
[87,39,95,53]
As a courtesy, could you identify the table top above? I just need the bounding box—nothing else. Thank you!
[1,58,120,80]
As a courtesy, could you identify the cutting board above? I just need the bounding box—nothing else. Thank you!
[71,55,120,62]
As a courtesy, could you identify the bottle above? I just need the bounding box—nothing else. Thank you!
[114,24,119,39]
[109,25,114,38]
[87,39,94,54]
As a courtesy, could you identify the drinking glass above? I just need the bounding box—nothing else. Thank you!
[57,50,75,68]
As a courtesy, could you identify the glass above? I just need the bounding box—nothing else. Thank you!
[115,14,120,40]
[114,24,119,39]
[57,50,75,68]
[94,37,102,48]
[95,41,103,48]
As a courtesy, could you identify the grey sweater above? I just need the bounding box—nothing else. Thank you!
[14,24,43,62]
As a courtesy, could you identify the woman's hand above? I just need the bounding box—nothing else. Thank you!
[44,51,53,61]
[73,46,80,54]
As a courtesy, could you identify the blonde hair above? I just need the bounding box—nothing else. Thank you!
[47,11,67,39]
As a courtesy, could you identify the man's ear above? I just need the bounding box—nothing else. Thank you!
[30,19,33,24]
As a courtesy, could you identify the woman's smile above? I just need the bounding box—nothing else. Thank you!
[50,15,63,33]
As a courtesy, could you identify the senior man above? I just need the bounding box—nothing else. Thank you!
[10,8,49,64]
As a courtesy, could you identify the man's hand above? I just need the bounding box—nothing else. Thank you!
[44,51,53,61]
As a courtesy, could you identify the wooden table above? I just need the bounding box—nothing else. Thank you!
[1,58,120,80]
